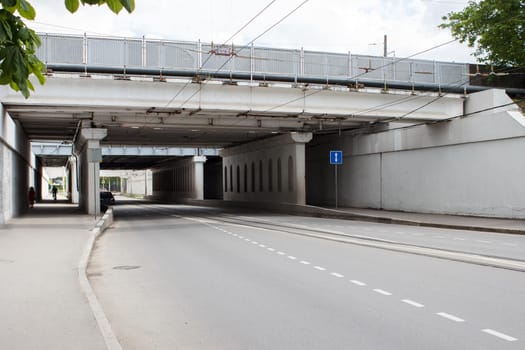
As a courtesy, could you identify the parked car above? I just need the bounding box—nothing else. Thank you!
[100,191,115,210]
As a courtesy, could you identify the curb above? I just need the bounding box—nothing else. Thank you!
[175,199,525,235]
[78,208,122,350]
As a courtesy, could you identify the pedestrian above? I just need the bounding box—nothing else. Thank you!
[28,187,36,208]
[52,185,57,201]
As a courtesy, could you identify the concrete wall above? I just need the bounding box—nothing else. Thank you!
[152,157,202,201]
[306,89,525,218]
[0,104,31,224]
[220,132,312,205]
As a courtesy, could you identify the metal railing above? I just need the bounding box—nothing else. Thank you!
[36,33,469,88]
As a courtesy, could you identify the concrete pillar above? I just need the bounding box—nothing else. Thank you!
[220,132,312,205]
[75,128,107,215]
[193,156,207,200]
[69,156,79,204]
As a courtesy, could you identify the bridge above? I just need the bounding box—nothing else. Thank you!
[1,33,524,223]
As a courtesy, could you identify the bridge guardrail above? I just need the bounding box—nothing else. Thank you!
[36,33,469,88]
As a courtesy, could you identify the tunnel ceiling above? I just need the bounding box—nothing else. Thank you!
[6,104,367,147]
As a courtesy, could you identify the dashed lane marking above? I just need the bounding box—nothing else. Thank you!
[300,260,311,265]
[277,251,286,255]
[481,329,518,342]
[350,280,366,286]
[402,299,424,308]
[436,312,465,322]
[288,256,297,260]
[314,266,326,271]
[373,289,392,296]
[330,272,344,278]
[267,248,275,252]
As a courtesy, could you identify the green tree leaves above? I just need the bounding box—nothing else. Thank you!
[0,0,135,98]
[440,0,525,66]
[64,0,135,14]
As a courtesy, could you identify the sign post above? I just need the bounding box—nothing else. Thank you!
[329,150,343,208]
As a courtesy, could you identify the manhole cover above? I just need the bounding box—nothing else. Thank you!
[113,265,141,270]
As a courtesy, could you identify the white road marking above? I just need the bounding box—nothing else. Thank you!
[453,237,466,241]
[267,248,275,252]
[277,251,286,255]
[300,260,311,265]
[402,299,424,308]
[232,234,238,237]
[482,329,518,342]
[330,272,344,278]
[288,256,297,260]
[433,236,445,239]
[314,266,326,271]
[259,244,266,248]
[350,280,366,286]
[373,289,392,296]
[436,312,465,322]
[238,235,244,239]
[251,241,259,244]
[476,240,491,244]
[244,238,251,242]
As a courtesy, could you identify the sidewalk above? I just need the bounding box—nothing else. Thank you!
[0,203,107,350]
[314,206,525,235]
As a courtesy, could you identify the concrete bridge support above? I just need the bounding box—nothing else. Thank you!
[220,132,312,205]
[75,127,107,215]
[307,89,525,219]
[152,156,207,201]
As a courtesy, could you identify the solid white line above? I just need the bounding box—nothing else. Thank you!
[288,256,297,260]
[300,260,311,265]
[350,280,366,286]
[373,289,392,296]
[436,312,465,322]
[402,299,424,308]
[267,248,275,252]
[314,266,326,271]
[482,329,518,342]
[80,213,123,350]
[330,272,344,278]
[277,251,286,255]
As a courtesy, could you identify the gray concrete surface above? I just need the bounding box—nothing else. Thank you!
[89,203,524,349]
[0,203,107,350]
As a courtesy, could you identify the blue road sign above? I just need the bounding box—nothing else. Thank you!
[330,150,343,165]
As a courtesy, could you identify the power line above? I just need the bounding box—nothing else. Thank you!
[164,0,279,108]
[263,39,459,113]
[178,0,312,109]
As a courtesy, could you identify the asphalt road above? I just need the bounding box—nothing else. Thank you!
[89,203,525,349]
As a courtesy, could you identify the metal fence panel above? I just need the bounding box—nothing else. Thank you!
[125,39,143,67]
[37,34,83,65]
[87,38,125,66]
[352,56,386,81]
[439,62,468,86]
[411,60,436,84]
[253,47,298,76]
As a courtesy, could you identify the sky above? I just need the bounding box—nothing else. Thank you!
[30,0,476,63]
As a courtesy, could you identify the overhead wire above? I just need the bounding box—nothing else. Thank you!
[163,0,279,108]
[177,0,312,109]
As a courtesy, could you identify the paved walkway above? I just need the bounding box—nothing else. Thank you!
[0,203,106,350]
[316,206,525,234]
